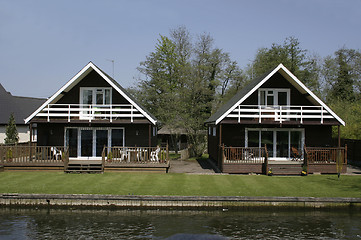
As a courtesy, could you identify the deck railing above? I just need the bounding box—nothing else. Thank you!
[227,105,333,124]
[0,145,68,164]
[35,104,143,122]
[102,146,169,164]
[304,146,347,164]
[221,145,268,164]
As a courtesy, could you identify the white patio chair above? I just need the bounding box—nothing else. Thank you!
[150,146,161,162]
[51,147,62,160]
[119,148,128,162]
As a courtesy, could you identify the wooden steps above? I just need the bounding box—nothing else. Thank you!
[65,160,103,173]
[268,162,303,175]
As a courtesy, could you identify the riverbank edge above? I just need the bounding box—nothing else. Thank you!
[1,193,361,209]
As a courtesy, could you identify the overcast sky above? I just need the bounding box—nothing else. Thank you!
[1,0,361,98]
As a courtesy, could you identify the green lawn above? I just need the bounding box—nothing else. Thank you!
[1,172,360,198]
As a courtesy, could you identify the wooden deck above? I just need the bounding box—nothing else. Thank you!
[220,145,347,175]
[0,145,170,173]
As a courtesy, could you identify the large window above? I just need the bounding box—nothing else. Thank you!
[258,89,290,107]
[245,128,304,160]
[80,88,112,106]
[80,88,112,119]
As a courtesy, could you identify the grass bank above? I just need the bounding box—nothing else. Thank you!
[0,172,360,198]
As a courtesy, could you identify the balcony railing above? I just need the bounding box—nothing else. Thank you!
[35,104,143,122]
[227,105,333,124]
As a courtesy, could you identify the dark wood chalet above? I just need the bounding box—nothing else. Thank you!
[0,62,169,172]
[206,64,347,175]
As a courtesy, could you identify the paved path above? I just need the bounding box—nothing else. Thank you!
[168,158,216,174]
[346,164,361,175]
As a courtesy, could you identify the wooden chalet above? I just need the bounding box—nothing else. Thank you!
[1,62,169,173]
[206,64,347,175]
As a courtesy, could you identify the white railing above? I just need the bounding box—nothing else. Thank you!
[35,104,144,122]
[227,105,333,124]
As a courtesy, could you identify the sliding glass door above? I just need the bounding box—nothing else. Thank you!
[81,129,93,157]
[245,128,304,160]
[65,127,124,159]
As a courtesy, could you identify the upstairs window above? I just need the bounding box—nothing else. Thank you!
[258,89,290,107]
[80,88,112,106]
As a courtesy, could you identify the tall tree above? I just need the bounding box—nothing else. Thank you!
[248,37,320,92]
[4,113,19,145]
[323,48,361,102]
[136,35,182,126]
[135,27,243,155]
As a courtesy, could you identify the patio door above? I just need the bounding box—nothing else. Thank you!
[245,128,304,160]
[81,129,93,157]
[96,130,108,157]
[65,127,124,159]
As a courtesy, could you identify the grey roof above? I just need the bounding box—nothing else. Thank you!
[0,84,46,125]
[158,125,188,135]
[205,70,272,124]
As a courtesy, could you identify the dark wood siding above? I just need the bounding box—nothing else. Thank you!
[207,125,220,163]
[304,125,332,147]
[37,122,156,147]
[221,124,245,147]
[57,70,129,105]
[242,72,314,106]
[218,123,332,148]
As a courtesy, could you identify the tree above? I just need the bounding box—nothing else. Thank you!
[247,37,320,92]
[4,113,19,145]
[322,48,361,102]
[135,27,244,155]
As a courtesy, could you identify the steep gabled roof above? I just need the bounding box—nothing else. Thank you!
[0,84,46,125]
[206,63,345,126]
[25,62,157,125]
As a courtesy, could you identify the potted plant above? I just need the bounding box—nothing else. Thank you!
[107,151,113,162]
[268,168,273,176]
[301,165,307,176]
[6,148,13,162]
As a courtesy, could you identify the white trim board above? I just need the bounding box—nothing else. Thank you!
[25,62,157,125]
[215,64,345,126]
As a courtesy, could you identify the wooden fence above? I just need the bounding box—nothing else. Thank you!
[333,138,361,165]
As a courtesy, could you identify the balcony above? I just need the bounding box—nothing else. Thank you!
[35,104,143,122]
[227,105,334,124]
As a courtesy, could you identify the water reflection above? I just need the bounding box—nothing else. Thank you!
[0,207,360,239]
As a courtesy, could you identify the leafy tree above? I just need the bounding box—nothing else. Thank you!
[135,27,244,155]
[322,48,361,102]
[4,113,19,145]
[247,37,320,92]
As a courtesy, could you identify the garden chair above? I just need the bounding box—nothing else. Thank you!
[119,148,128,162]
[51,147,62,160]
[150,146,161,162]
[291,147,302,161]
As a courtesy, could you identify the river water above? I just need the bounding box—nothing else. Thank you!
[0,207,360,239]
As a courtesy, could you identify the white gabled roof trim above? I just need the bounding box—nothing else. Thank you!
[215,64,345,126]
[25,62,157,125]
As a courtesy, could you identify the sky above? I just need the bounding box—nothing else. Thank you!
[1,0,361,98]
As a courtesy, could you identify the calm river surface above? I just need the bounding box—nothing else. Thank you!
[0,207,360,239]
